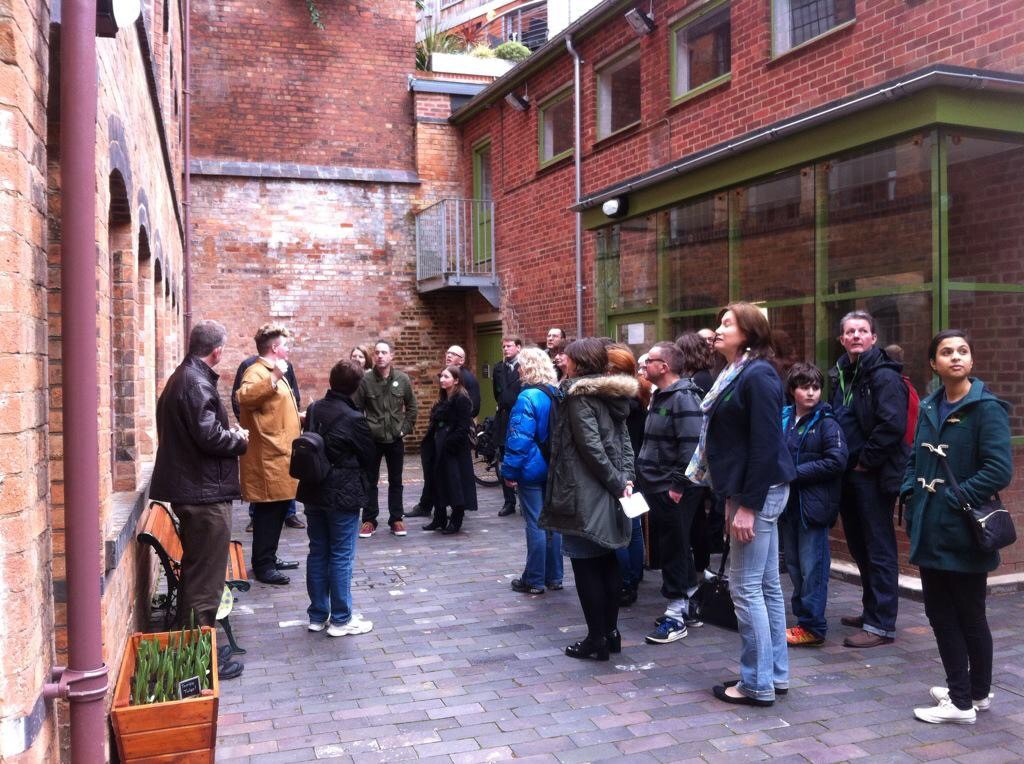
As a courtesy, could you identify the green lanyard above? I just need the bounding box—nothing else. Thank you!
[837,362,860,408]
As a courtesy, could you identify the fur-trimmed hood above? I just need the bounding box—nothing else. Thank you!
[567,373,640,400]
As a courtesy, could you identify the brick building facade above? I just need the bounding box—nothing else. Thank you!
[443,0,1024,575]
[1,0,186,758]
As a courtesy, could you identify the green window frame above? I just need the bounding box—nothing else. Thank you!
[595,46,642,140]
[538,87,574,167]
[771,0,855,58]
[670,0,732,104]
[472,138,494,265]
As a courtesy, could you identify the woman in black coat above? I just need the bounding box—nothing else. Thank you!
[421,365,477,534]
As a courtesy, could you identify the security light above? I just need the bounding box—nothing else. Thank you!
[602,197,629,218]
[96,0,141,37]
[504,92,530,111]
[624,7,655,36]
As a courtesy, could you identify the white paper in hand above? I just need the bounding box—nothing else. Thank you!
[619,492,650,518]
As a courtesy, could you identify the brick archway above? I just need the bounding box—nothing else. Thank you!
[109,169,138,493]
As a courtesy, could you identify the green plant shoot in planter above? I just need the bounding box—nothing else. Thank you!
[494,40,531,62]
[129,614,213,705]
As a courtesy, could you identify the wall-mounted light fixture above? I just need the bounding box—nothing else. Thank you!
[96,0,141,37]
[602,197,629,218]
[624,7,655,36]
[504,92,530,111]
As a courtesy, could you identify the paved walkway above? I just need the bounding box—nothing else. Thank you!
[215,471,1024,762]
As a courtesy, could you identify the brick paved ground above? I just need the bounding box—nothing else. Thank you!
[214,467,1024,762]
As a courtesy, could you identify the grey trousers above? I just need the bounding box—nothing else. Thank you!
[171,501,232,627]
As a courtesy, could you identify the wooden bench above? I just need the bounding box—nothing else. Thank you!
[137,501,250,655]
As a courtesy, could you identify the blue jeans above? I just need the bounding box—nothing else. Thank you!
[305,506,360,625]
[615,516,644,589]
[518,483,563,589]
[780,511,831,637]
[728,484,790,701]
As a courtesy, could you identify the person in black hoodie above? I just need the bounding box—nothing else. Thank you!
[829,310,909,649]
[780,363,847,647]
[297,360,376,637]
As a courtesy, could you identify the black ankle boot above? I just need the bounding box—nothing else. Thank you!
[422,508,448,531]
[606,629,622,654]
[441,508,463,534]
[565,636,609,661]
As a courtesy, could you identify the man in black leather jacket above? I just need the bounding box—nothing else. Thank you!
[150,320,249,631]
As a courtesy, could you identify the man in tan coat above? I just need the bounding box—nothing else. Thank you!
[238,323,301,585]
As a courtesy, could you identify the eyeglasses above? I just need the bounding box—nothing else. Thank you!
[446,351,465,359]
[646,357,667,366]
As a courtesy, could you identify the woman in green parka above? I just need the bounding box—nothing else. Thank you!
[902,330,1013,726]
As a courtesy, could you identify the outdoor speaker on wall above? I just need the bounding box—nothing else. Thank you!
[504,92,530,112]
[624,7,655,36]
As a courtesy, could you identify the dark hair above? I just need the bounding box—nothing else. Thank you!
[373,339,392,353]
[350,344,373,370]
[786,362,824,391]
[552,337,570,355]
[928,329,972,361]
[674,332,712,376]
[330,360,364,395]
[565,337,607,377]
[724,302,775,361]
[649,341,685,375]
[188,320,227,357]
[838,310,876,336]
[437,364,469,402]
[884,343,904,363]
[502,335,523,347]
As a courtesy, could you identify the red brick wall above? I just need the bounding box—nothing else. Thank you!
[191,0,417,169]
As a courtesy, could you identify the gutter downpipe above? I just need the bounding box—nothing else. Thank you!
[41,0,110,760]
[182,0,193,341]
[565,34,583,338]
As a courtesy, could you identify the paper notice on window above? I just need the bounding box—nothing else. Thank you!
[620,492,650,518]
[626,323,645,345]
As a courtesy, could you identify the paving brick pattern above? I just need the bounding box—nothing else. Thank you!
[216,469,1024,762]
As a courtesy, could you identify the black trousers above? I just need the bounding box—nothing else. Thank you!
[251,499,290,579]
[172,501,231,626]
[571,552,621,640]
[649,488,701,601]
[920,567,992,711]
[365,439,405,527]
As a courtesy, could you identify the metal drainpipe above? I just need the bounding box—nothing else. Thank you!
[565,35,583,338]
[40,0,110,760]
[182,0,193,342]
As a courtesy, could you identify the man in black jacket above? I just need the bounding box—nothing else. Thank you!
[829,310,909,649]
[493,336,523,516]
[150,320,249,635]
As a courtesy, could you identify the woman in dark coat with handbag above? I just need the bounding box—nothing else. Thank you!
[540,338,636,661]
[421,365,477,534]
[902,330,1013,725]
[297,360,376,637]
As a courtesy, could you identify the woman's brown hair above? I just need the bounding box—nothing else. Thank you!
[723,302,776,361]
[607,344,652,408]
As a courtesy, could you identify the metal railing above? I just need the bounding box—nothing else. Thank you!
[415,198,496,283]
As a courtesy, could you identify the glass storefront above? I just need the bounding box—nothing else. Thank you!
[596,127,1024,433]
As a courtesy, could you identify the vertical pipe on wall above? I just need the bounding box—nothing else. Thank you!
[183,0,193,342]
[565,35,583,338]
[59,1,108,760]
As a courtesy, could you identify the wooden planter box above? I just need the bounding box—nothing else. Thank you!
[111,627,219,763]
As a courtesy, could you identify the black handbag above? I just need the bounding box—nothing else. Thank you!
[691,537,738,630]
[934,453,1016,553]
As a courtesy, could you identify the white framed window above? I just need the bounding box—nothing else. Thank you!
[772,0,854,55]
[672,1,731,100]
[596,49,641,140]
[539,89,574,164]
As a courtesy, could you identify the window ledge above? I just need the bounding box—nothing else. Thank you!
[669,73,732,111]
[537,151,575,175]
[594,121,642,151]
[769,18,856,66]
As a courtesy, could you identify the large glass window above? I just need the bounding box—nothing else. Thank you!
[596,50,641,139]
[736,169,815,301]
[596,216,658,312]
[826,137,933,294]
[946,133,1024,286]
[672,2,731,100]
[663,193,729,312]
[539,89,573,164]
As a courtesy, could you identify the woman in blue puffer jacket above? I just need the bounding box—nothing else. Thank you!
[503,347,563,595]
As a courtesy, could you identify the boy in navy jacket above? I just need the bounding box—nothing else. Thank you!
[780,363,848,646]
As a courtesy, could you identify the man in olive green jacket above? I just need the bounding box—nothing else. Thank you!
[353,340,418,537]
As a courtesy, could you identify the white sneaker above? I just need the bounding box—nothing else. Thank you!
[914,696,977,724]
[326,614,374,637]
[307,620,328,632]
[930,686,992,711]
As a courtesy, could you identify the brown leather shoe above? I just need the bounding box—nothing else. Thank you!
[285,515,306,529]
[843,630,893,648]
[840,615,864,628]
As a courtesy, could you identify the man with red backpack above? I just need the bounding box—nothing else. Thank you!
[829,311,911,649]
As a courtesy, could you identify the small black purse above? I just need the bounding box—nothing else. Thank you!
[935,454,1016,553]
[691,538,738,631]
